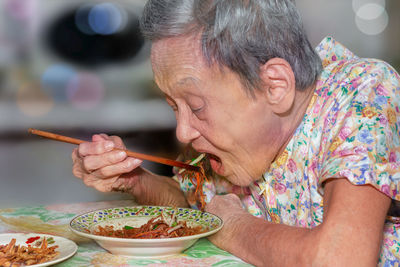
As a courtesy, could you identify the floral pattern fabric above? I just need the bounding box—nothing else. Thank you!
[174,36,400,265]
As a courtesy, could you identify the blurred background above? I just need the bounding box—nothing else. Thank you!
[0,0,399,207]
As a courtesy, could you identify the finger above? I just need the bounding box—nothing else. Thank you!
[92,133,109,142]
[93,134,126,150]
[81,174,118,192]
[91,133,127,151]
[71,147,79,163]
[72,148,84,179]
[72,162,84,179]
[109,135,126,149]
[82,150,128,172]
[90,157,142,178]
[78,139,115,157]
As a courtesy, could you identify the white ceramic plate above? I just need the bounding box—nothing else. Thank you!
[69,206,223,258]
[0,233,77,266]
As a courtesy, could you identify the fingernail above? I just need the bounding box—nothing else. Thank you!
[117,151,126,159]
[133,159,142,165]
[104,141,114,151]
[128,158,141,167]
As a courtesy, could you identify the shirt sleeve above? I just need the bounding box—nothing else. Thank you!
[319,59,400,201]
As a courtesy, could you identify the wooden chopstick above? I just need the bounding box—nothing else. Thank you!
[28,128,200,172]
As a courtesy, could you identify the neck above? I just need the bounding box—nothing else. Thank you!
[274,84,316,160]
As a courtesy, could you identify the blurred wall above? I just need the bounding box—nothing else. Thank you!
[297,0,400,69]
[0,0,179,208]
[0,0,399,208]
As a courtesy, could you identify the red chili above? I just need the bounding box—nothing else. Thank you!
[26,236,40,244]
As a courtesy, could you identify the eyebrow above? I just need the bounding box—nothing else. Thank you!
[164,77,201,100]
[175,77,198,88]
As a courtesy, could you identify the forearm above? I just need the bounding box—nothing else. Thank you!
[223,213,315,267]
[218,180,388,267]
[130,168,189,208]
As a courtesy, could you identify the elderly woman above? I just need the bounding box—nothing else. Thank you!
[72,0,400,266]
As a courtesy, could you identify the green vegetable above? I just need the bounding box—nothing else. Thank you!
[124,225,134,230]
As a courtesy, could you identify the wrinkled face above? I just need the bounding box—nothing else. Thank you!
[151,35,283,186]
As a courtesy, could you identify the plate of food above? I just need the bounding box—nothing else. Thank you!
[69,206,223,258]
[0,233,77,266]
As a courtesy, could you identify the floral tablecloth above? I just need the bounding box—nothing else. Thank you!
[0,200,253,266]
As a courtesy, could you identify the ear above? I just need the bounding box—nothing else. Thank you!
[259,58,296,114]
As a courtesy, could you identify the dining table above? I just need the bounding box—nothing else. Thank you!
[0,199,254,266]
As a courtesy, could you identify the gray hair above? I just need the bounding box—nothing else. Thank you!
[140,0,322,93]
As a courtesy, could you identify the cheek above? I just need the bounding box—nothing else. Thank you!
[195,108,243,151]
[200,120,229,145]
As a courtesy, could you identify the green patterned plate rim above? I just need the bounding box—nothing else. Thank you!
[69,206,223,242]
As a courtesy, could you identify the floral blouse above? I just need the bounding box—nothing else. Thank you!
[174,37,400,265]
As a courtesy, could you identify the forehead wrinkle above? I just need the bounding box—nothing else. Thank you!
[152,35,205,70]
[154,63,204,97]
[151,35,217,99]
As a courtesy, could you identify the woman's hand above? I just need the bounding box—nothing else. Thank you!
[72,134,143,193]
[205,194,250,250]
[71,133,189,207]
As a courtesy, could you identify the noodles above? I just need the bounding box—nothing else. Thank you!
[179,153,208,210]
[92,152,210,240]
[0,237,59,266]
[93,210,205,239]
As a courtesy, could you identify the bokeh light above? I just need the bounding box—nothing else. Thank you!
[357,3,385,20]
[66,72,105,110]
[352,0,385,13]
[75,5,95,35]
[355,3,388,35]
[41,64,76,102]
[5,0,34,21]
[16,81,54,117]
[47,4,143,67]
[88,3,128,35]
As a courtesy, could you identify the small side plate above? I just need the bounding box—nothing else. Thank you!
[0,233,78,266]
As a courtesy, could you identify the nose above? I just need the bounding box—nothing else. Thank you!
[175,110,200,144]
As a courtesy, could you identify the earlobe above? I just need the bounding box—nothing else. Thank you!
[259,58,296,114]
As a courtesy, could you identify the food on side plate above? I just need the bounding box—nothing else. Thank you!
[0,236,59,266]
[93,208,205,239]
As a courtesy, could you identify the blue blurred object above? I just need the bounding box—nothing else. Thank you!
[45,3,144,67]
[88,3,126,35]
[75,4,95,35]
[41,64,77,102]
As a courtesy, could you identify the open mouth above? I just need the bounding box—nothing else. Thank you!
[207,153,223,175]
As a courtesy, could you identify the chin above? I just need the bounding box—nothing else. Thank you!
[224,173,254,187]
[208,154,259,186]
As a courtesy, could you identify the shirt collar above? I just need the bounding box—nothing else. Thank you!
[315,36,359,68]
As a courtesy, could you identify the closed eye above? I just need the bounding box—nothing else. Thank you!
[190,105,203,113]
[186,95,205,114]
